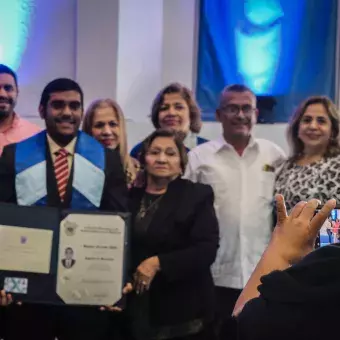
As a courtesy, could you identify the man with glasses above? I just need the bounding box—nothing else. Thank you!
[0,78,128,340]
[184,84,285,339]
[0,64,41,155]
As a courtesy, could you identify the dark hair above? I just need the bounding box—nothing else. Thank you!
[0,64,18,87]
[65,247,73,253]
[218,84,256,108]
[223,84,254,93]
[151,83,202,133]
[39,78,84,110]
[287,96,340,160]
[139,129,188,173]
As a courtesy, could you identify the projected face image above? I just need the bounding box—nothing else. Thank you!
[235,0,284,93]
[0,1,34,70]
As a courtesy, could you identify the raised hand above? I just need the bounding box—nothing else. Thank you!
[271,194,336,264]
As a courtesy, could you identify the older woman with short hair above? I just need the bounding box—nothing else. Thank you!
[127,129,218,340]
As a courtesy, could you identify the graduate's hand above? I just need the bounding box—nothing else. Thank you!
[122,282,133,294]
[100,305,122,312]
[99,283,133,312]
[0,290,21,306]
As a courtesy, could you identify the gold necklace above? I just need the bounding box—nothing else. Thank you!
[137,194,163,219]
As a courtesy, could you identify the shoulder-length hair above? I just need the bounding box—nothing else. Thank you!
[83,98,137,181]
[287,96,340,161]
[151,83,202,134]
[139,129,188,174]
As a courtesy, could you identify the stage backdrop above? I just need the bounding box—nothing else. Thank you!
[196,0,338,122]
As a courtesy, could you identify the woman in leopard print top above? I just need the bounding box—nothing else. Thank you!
[274,96,340,211]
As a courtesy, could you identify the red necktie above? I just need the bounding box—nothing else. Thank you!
[54,148,69,201]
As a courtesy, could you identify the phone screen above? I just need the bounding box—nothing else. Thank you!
[317,208,340,247]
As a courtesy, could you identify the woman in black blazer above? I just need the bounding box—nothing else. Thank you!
[127,129,219,340]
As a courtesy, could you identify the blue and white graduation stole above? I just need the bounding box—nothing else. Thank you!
[15,130,105,210]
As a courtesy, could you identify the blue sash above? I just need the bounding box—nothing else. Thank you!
[15,131,105,210]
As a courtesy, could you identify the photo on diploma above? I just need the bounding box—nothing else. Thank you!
[61,247,76,269]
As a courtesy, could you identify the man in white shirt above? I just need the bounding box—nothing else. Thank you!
[184,84,285,337]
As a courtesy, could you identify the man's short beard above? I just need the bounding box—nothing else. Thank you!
[0,109,13,122]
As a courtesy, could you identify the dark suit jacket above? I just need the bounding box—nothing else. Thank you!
[0,139,128,212]
[128,178,219,330]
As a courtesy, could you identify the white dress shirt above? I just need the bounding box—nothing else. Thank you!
[184,136,286,289]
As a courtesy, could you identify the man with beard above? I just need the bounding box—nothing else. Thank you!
[0,64,40,155]
[184,84,286,339]
[0,78,128,340]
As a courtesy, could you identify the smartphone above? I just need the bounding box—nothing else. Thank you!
[315,206,340,248]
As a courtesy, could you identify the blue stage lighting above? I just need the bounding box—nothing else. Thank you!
[0,0,34,70]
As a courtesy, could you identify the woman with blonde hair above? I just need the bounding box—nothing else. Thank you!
[274,96,340,213]
[83,98,139,187]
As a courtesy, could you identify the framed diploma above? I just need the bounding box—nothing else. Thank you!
[56,211,130,306]
[0,203,130,307]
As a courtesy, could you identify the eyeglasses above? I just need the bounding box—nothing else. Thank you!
[50,100,82,111]
[219,104,256,116]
